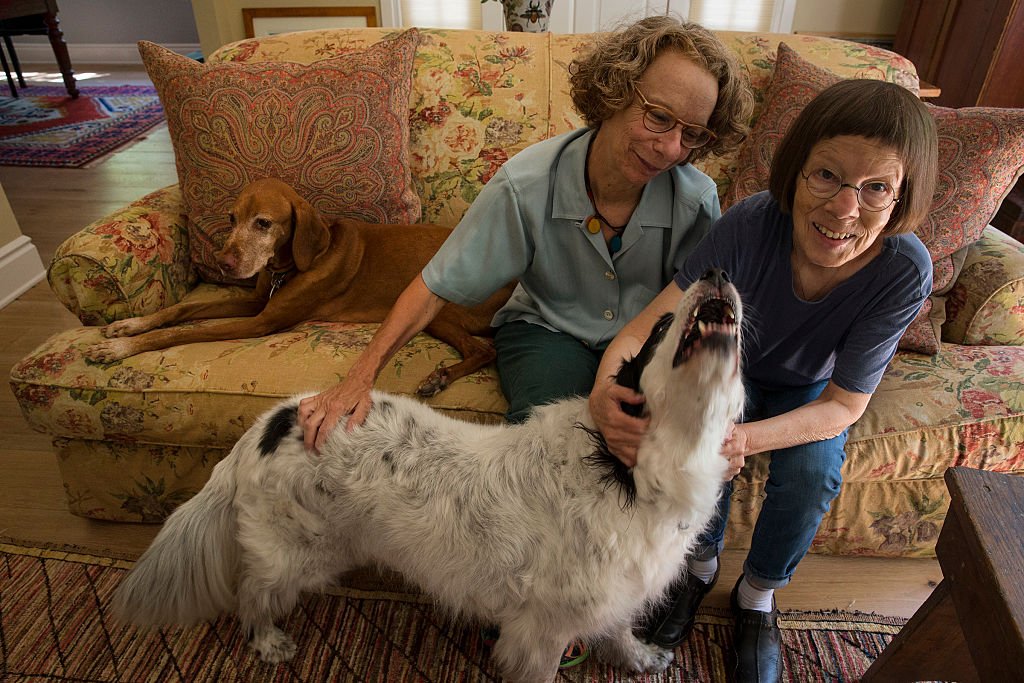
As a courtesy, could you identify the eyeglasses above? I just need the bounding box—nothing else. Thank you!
[800,167,900,212]
[634,87,716,149]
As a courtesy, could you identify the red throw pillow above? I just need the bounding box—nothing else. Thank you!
[726,43,1024,354]
[139,29,422,284]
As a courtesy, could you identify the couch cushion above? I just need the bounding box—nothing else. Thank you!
[138,30,422,284]
[12,297,506,450]
[724,43,1024,354]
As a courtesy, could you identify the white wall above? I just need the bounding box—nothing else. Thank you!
[12,0,904,65]
[792,0,904,35]
[11,0,200,64]
[0,183,45,311]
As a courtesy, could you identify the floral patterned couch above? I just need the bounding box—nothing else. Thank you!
[10,27,1024,558]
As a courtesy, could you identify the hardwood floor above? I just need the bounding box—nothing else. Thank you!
[0,66,943,619]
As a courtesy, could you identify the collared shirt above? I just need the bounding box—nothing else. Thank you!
[422,128,720,349]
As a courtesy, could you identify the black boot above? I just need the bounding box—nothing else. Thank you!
[730,575,782,683]
[639,564,719,648]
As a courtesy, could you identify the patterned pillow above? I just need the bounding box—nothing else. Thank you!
[725,43,1024,354]
[139,30,422,284]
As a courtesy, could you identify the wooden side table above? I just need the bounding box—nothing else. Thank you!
[862,467,1024,682]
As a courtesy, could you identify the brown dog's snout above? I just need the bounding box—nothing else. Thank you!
[215,245,241,276]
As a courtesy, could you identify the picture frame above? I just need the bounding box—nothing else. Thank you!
[242,6,378,38]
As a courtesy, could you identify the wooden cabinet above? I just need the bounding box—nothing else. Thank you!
[895,0,1024,241]
[894,0,1024,108]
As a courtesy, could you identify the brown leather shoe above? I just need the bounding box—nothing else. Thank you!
[638,564,719,648]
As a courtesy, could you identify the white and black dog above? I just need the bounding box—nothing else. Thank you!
[112,269,743,683]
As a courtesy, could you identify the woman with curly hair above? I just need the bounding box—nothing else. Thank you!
[302,15,752,434]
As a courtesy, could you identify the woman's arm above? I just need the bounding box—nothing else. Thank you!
[299,274,447,451]
[589,282,684,465]
[722,381,871,458]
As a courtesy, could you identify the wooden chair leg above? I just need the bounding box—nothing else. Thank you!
[43,12,77,98]
[0,40,17,98]
[4,36,26,87]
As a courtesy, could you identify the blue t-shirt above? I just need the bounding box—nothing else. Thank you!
[673,191,932,394]
[422,128,720,349]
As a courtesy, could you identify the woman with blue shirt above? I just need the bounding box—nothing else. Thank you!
[590,79,939,682]
[299,16,752,444]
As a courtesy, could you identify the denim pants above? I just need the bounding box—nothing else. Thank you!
[494,320,604,423]
[694,379,848,590]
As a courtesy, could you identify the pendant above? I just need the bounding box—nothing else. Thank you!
[609,234,622,254]
[586,216,602,234]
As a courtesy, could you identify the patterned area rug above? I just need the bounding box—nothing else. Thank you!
[0,541,906,682]
[0,85,164,167]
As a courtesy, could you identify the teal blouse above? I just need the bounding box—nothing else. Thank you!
[422,128,720,350]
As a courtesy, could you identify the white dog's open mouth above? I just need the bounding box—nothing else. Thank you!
[673,295,739,367]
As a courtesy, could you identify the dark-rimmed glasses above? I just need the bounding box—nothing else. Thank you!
[634,87,716,149]
[800,167,900,212]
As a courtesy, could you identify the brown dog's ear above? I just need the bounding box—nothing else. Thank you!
[291,195,330,271]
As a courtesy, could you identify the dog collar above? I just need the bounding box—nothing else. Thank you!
[268,270,291,299]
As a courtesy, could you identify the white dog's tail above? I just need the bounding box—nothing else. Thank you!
[112,450,241,626]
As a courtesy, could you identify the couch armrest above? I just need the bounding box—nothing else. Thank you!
[942,225,1024,346]
[47,186,197,326]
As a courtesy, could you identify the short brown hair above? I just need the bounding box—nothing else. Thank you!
[568,16,753,165]
[769,79,938,235]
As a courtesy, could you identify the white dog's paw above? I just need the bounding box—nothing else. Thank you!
[636,640,675,672]
[251,627,297,663]
[595,630,675,674]
[103,317,151,338]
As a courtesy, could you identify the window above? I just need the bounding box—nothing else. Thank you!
[398,0,483,29]
[386,0,795,34]
[673,0,795,33]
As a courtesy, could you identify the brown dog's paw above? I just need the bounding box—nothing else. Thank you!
[85,338,136,363]
[103,317,151,338]
[416,368,451,397]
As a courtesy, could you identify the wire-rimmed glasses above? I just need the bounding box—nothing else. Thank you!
[800,167,900,211]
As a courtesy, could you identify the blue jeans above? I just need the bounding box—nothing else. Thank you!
[494,321,604,423]
[694,379,847,590]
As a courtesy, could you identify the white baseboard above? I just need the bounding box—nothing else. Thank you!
[10,42,200,66]
[0,236,46,311]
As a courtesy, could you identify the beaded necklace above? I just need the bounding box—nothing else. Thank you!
[583,139,630,254]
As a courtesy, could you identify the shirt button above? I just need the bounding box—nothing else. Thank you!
[603,309,614,320]
[604,270,616,280]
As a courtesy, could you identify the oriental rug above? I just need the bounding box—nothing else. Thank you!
[0,85,164,168]
[0,541,906,682]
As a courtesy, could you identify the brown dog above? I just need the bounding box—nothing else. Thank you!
[85,178,514,397]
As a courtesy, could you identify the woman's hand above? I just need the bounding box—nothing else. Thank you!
[299,371,374,453]
[589,379,649,467]
[587,283,683,467]
[720,422,748,480]
[298,274,450,453]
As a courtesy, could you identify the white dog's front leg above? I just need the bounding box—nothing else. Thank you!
[491,621,564,683]
[593,626,674,673]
